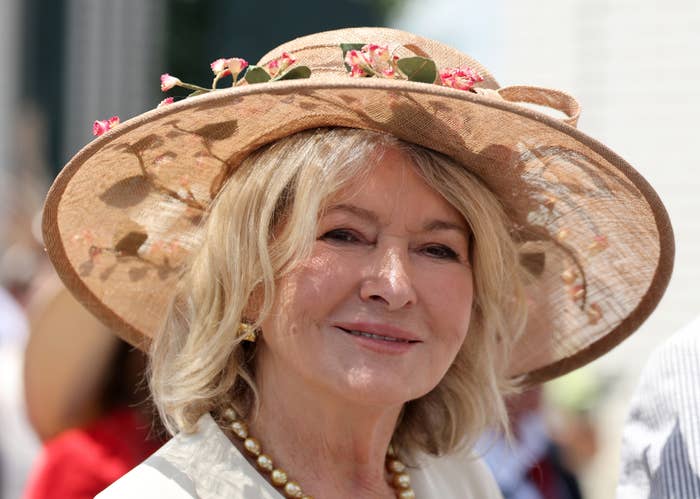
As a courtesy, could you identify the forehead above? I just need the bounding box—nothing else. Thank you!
[321,147,466,228]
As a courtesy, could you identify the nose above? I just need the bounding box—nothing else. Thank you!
[359,244,417,310]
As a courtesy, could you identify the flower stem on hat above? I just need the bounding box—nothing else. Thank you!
[210,57,250,89]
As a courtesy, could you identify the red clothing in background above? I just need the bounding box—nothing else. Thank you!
[24,407,163,499]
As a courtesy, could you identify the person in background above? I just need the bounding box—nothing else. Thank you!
[23,274,164,499]
[617,315,700,498]
[479,387,583,499]
[0,285,39,499]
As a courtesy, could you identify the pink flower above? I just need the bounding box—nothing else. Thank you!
[349,65,366,77]
[92,115,120,136]
[160,73,181,91]
[226,57,249,76]
[92,120,110,136]
[346,44,397,79]
[345,49,364,67]
[158,97,174,108]
[266,52,296,77]
[439,66,484,91]
[345,50,368,77]
[210,58,228,75]
[364,43,391,66]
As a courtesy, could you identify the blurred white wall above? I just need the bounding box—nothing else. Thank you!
[392,1,700,497]
[63,0,165,160]
[0,0,20,245]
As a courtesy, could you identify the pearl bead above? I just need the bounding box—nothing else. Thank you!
[244,437,261,456]
[223,409,414,497]
[386,458,405,473]
[256,454,273,471]
[393,472,411,489]
[271,468,288,486]
[223,407,238,421]
[283,481,303,497]
[230,420,248,439]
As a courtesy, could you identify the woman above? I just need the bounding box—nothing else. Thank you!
[42,27,673,498]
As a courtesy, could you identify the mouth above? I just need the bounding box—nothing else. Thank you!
[336,327,421,344]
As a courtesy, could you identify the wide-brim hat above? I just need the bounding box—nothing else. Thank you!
[42,27,674,385]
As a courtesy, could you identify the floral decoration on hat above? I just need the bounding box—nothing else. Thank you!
[93,43,485,138]
[45,27,672,386]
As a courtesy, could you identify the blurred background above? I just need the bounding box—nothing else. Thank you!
[0,1,697,498]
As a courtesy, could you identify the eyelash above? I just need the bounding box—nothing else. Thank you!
[321,229,363,244]
[320,229,461,261]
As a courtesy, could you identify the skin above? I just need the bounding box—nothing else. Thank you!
[251,147,474,498]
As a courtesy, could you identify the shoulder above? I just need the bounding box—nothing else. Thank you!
[95,458,196,499]
[411,447,503,499]
[94,436,199,499]
[96,413,281,499]
[618,316,700,498]
[629,315,700,411]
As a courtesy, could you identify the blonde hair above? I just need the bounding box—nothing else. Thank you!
[149,128,528,457]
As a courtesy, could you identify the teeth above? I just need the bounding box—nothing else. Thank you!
[344,329,409,343]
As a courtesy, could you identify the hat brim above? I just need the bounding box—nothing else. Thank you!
[42,77,674,384]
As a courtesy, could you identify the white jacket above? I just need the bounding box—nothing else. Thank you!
[97,412,503,498]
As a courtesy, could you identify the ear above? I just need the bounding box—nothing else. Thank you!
[242,283,265,325]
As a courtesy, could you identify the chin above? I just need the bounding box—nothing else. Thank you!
[334,367,434,407]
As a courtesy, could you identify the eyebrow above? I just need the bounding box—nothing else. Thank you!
[326,203,471,239]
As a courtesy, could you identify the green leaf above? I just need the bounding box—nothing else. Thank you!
[397,56,437,84]
[340,43,366,71]
[340,43,366,58]
[244,66,271,84]
[273,65,311,81]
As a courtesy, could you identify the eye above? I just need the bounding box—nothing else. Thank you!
[320,229,363,244]
[421,244,460,260]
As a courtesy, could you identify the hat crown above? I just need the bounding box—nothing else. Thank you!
[257,27,500,90]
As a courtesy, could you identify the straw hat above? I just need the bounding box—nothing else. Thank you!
[42,27,674,385]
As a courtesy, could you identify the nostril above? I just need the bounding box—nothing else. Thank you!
[369,294,389,304]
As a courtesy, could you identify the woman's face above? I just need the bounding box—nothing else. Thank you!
[257,147,474,407]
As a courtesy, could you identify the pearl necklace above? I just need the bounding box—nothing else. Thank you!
[222,408,416,498]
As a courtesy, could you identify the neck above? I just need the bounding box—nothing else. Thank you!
[247,349,404,499]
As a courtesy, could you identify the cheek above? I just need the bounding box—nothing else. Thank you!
[421,270,474,341]
[274,249,357,323]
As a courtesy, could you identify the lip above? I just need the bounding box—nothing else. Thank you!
[332,322,422,355]
[334,322,422,342]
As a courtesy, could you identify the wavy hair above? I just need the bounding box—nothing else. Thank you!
[149,128,528,458]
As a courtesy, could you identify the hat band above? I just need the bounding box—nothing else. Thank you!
[477,86,581,127]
